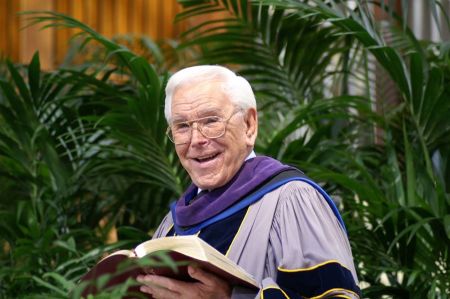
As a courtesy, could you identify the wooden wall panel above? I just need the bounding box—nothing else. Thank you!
[0,0,21,61]
[163,0,174,38]
[115,0,128,35]
[147,0,159,39]
[20,0,54,69]
[128,0,143,34]
[100,0,114,37]
[54,0,70,66]
[0,0,6,58]
[0,0,186,69]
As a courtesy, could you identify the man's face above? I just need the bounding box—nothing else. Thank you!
[170,80,257,190]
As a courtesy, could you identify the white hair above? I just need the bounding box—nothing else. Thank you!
[164,65,256,123]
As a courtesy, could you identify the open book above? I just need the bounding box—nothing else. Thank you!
[79,235,258,298]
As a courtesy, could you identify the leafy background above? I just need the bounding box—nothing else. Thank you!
[0,0,449,298]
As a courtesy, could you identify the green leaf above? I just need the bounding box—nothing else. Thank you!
[6,60,34,109]
[32,276,67,297]
[43,272,76,291]
[28,52,41,105]
[403,120,416,206]
[444,214,450,240]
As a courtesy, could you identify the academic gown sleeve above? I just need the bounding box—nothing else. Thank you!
[256,181,360,299]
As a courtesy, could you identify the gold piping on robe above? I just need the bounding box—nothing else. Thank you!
[260,285,290,299]
[225,206,251,257]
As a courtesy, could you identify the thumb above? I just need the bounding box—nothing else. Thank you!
[188,265,217,286]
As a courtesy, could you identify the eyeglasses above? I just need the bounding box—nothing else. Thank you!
[166,110,242,145]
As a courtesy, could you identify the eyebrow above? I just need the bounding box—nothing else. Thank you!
[171,116,187,124]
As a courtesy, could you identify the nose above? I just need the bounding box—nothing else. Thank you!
[190,123,208,145]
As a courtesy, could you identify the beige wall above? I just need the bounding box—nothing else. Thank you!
[0,0,185,69]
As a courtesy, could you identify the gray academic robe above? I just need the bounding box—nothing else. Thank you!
[153,181,360,299]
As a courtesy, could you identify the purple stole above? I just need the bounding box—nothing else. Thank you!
[172,156,293,232]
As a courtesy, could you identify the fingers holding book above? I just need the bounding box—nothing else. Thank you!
[137,265,231,299]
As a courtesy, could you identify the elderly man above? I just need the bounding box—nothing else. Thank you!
[137,65,360,298]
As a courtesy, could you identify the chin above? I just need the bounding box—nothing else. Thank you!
[193,175,223,190]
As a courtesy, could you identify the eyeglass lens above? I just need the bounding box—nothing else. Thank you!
[169,116,226,144]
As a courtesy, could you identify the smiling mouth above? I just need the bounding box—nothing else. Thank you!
[194,153,220,163]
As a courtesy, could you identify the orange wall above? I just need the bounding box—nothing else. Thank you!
[0,0,185,69]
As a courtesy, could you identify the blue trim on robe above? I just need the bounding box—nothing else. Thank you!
[198,207,248,255]
[171,176,346,236]
[166,207,249,255]
[277,261,361,298]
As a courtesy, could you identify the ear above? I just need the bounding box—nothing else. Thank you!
[244,108,258,147]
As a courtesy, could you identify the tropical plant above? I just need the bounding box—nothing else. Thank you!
[173,0,450,297]
[0,12,187,297]
[1,0,449,298]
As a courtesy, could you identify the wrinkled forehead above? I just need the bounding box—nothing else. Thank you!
[171,101,233,124]
[171,107,225,123]
[171,80,233,118]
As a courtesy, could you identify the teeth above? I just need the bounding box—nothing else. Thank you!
[197,153,217,161]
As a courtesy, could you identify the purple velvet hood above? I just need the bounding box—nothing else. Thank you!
[173,156,293,227]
